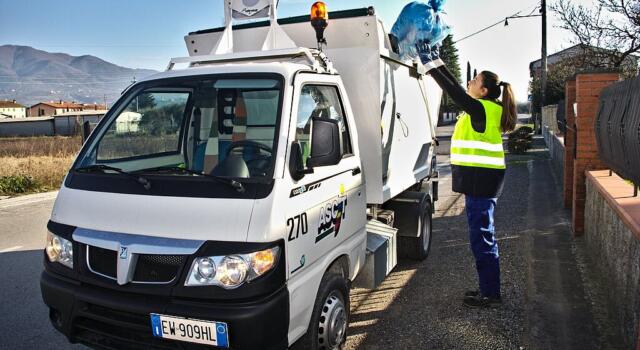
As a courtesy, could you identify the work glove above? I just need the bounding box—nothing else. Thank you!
[416,39,433,64]
[416,40,444,72]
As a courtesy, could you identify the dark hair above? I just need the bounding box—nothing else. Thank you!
[480,70,517,132]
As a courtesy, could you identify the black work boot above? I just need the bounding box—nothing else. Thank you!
[464,290,480,298]
[463,295,502,308]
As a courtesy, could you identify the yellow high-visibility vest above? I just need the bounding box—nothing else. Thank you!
[450,99,506,170]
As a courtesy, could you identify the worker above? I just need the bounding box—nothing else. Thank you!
[421,44,517,308]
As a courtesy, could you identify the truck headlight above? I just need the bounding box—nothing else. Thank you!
[185,247,279,288]
[45,231,73,269]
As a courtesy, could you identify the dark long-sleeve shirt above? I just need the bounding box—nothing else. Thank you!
[428,65,486,133]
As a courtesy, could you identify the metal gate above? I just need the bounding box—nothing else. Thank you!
[595,76,640,191]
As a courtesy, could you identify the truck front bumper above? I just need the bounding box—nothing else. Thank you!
[41,270,289,350]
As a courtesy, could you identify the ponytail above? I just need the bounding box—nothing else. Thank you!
[480,71,517,133]
[499,82,517,133]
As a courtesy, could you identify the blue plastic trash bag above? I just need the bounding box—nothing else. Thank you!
[390,1,451,62]
[390,2,433,61]
[429,0,446,12]
[430,13,451,48]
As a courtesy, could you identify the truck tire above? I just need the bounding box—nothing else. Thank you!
[398,201,432,260]
[292,272,350,350]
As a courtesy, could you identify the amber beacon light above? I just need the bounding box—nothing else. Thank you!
[311,2,329,48]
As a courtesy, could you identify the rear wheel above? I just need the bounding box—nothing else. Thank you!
[398,201,432,260]
[293,272,350,350]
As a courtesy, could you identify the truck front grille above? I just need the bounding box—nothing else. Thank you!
[133,254,186,283]
[87,246,117,279]
[86,245,186,284]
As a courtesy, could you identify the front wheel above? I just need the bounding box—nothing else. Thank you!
[293,272,350,350]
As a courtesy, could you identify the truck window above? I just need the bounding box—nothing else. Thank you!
[76,76,283,180]
[295,85,352,167]
[97,91,189,162]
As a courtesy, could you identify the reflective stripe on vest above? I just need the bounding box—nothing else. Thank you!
[451,99,505,170]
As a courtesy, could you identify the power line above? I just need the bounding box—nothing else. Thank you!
[454,1,541,44]
[454,18,508,44]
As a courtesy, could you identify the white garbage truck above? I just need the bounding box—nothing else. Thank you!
[40,2,442,349]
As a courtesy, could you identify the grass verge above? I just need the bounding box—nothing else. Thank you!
[0,136,80,196]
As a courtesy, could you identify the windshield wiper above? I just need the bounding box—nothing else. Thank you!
[135,166,245,193]
[75,164,152,190]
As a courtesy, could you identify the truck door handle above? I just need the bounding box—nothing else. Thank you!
[352,167,361,176]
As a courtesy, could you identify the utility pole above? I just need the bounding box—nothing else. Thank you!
[132,76,138,112]
[540,0,548,132]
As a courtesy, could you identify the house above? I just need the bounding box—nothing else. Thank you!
[0,100,27,119]
[529,44,639,77]
[81,103,108,111]
[29,100,84,117]
[0,110,108,137]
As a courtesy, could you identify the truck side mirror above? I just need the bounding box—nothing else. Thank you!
[307,117,342,169]
[289,141,313,181]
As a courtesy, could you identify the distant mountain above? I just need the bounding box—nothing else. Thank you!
[0,45,158,106]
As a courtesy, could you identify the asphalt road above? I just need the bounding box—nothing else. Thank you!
[0,192,84,349]
[343,136,614,349]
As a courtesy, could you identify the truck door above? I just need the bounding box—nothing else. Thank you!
[285,75,366,278]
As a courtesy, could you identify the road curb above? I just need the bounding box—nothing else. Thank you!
[0,191,58,210]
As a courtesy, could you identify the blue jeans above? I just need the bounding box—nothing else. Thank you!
[465,196,500,298]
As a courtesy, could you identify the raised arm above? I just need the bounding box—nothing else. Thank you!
[424,60,486,133]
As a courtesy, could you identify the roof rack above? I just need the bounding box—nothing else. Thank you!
[166,47,335,73]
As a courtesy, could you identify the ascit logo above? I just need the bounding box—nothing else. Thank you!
[315,196,348,243]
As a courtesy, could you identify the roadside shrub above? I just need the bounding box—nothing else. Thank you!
[0,175,38,195]
[0,156,74,195]
[507,126,534,154]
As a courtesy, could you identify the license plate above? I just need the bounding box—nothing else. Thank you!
[150,313,229,347]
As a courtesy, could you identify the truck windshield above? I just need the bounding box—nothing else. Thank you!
[76,76,283,181]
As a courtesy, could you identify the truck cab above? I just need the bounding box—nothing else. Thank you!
[41,3,441,349]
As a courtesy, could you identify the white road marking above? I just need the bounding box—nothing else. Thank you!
[0,246,23,253]
[0,191,57,210]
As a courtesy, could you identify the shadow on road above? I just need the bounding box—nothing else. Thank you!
[0,250,82,349]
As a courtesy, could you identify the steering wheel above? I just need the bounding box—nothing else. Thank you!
[226,140,273,156]
[226,140,273,177]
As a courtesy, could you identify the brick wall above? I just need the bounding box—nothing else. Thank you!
[570,72,620,235]
[563,79,576,208]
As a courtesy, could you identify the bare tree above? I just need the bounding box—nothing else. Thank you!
[552,0,640,70]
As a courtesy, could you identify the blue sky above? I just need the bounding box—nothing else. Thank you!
[0,0,586,101]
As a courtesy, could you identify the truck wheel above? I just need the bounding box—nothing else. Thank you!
[398,202,432,260]
[294,272,350,350]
